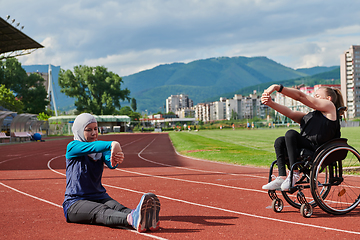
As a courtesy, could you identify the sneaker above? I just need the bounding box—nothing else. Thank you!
[262,176,285,190]
[147,193,161,231]
[129,193,154,233]
[281,172,300,191]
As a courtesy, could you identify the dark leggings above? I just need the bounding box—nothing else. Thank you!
[67,198,132,227]
[274,129,314,176]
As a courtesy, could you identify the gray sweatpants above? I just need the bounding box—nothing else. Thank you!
[66,198,132,227]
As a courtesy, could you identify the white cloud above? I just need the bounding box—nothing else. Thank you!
[83,48,180,76]
[3,0,360,76]
[19,37,77,69]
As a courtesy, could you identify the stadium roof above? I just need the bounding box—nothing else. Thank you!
[0,16,44,59]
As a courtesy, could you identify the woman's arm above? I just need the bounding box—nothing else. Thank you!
[66,140,112,159]
[264,84,336,119]
[66,140,124,168]
[261,93,306,123]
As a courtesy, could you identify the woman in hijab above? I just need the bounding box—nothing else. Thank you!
[62,113,160,233]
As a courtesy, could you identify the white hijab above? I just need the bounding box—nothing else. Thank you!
[72,113,102,161]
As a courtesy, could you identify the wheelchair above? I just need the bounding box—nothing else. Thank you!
[266,137,360,218]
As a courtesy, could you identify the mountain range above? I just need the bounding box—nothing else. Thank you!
[22,56,340,114]
[121,56,339,113]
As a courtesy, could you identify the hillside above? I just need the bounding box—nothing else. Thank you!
[295,66,339,75]
[22,57,339,115]
[205,67,340,102]
[122,56,310,113]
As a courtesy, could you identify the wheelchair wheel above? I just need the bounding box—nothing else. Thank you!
[300,203,313,218]
[272,198,284,213]
[311,145,360,215]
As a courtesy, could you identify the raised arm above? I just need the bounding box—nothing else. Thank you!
[264,84,337,120]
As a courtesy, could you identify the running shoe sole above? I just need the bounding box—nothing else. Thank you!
[133,193,153,233]
[147,193,161,231]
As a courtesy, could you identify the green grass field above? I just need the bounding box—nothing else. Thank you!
[168,127,360,167]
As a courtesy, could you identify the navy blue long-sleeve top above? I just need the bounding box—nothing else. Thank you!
[62,140,116,219]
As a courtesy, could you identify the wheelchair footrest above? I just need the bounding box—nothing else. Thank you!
[268,190,278,200]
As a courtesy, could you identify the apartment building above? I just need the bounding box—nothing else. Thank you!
[194,94,269,122]
[194,102,212,122]
[166,94,193,113]
[212,97,227,120]
[340,45,360,119]
[225,94,268,120]
[226,95,241,120]
[175,107,195,118]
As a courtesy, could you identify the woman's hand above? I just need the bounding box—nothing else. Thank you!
[111,141,124,167]
[264,84,279,94]
[261,92,272,105]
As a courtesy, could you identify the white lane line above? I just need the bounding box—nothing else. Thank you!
[47,155,66,176]
[121,136,147,148]
[0,181,63,208]
[46,157,167,239]
[130,137,360,236]
[137,138,267,179]
[0,180,167,240]
[0,150,64,165]
[46,160,360,237]
[102,182,360,236]
[44,139,360,236]
[0,159,167,240]
[115,168,265,194]
[8,136,358,237]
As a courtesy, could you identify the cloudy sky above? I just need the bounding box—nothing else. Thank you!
[2,0,360,77]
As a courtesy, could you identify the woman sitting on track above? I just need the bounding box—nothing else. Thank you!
[62,113,160,233]
[261,84,346,191]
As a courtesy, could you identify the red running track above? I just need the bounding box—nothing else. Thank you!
[1,133,360,240]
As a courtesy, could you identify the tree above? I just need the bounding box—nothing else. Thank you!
[0,85,24,112]
[118,106,133,116]
[0,58,49,114]
[131,98,137,111]
[21,73,49,114]
[37,112,51,121]
[58,65,130,115]
[129,111,142,122]
[117,106,142,121]
[230,109,238,120]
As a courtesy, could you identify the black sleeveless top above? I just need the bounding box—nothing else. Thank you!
[300,110,340,148]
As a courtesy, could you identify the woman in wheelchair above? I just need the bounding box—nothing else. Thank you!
[261,84,346,191]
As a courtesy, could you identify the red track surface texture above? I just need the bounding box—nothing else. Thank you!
[1,133,360,239]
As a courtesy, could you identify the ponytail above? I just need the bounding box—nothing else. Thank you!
[321,87,347,116]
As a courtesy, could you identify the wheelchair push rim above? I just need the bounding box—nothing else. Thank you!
[311,145,360,215]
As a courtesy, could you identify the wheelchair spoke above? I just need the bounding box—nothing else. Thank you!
[311,145,360,215]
